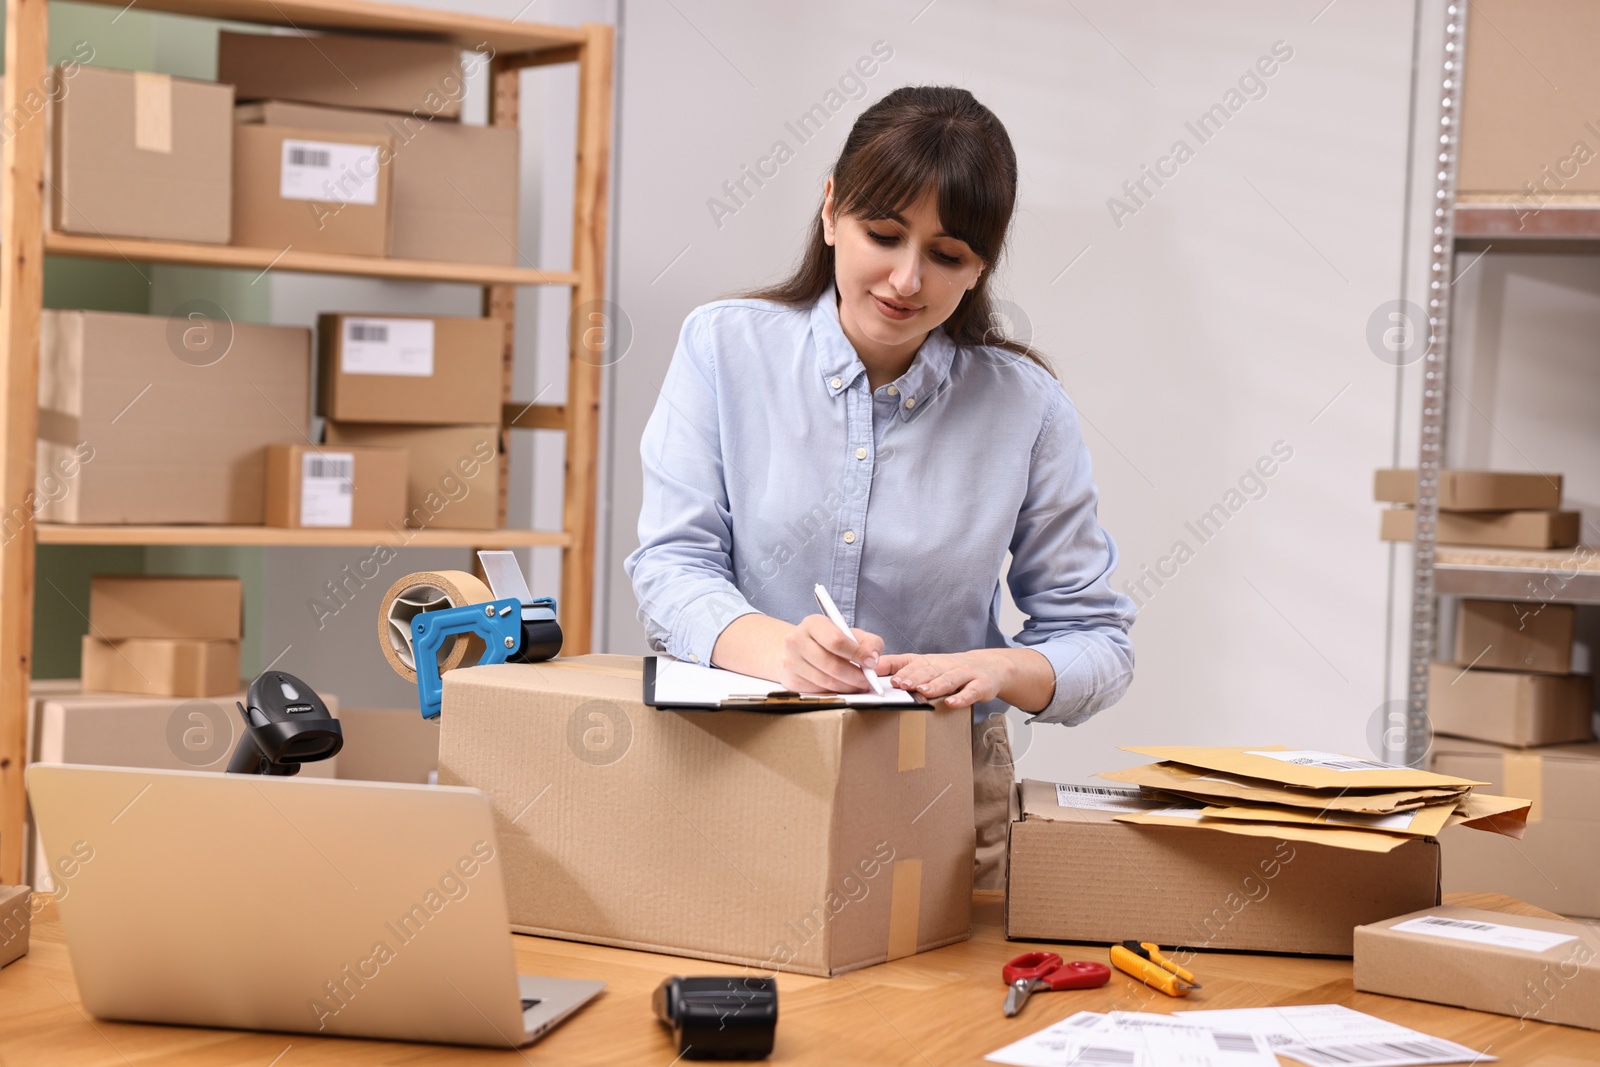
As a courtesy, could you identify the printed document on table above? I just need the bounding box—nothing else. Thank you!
[650,656,915,706]
[1173,1004,1494,1067]
[985,1009,1277,1067]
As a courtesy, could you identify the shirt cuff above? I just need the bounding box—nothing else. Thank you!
[670,591,761,668]
[1023,633,1135,726]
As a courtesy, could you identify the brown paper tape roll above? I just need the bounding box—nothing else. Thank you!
[378,570,493,684]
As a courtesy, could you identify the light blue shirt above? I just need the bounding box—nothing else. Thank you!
[623,284,1135,726]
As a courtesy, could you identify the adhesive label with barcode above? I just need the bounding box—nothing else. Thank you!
[1054,783,1163,813]
[1245,750,1398,772]
[280,139,381,205]
[300,452,355,528]
[1389,915,1579,952]
[340,318,435,377]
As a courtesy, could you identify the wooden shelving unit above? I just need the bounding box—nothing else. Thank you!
[0,0,614,881]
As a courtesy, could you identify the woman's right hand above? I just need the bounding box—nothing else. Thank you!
[778,615,886,694]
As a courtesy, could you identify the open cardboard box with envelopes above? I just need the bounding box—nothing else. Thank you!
[437,654,974,977]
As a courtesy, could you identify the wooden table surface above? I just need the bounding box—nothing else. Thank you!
[2,890,1597,1065]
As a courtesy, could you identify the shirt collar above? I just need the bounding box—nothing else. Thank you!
[810,284,957,420]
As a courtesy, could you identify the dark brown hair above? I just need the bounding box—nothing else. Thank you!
[745,85,1050,373]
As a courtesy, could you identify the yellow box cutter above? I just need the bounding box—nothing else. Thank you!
[1110,941,1202,997]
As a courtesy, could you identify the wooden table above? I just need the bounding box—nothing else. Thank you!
[2,891,1597,1065]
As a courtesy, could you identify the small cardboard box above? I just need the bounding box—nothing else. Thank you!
[333,708,438,785]
[1380,507,1579,549]
[1005,779,1441,956]
[52,65,233,243]
[0,885,30,969]
[218,30,465,119]
[1374,469,1563,511]
[264,444,409,529]
[1355,905,1600,1030]
[1428,661,1594,748]
[89,576,242,641]
[81,636,240,698]
[232,125,393,256]
[1455,599,1575,675]
[38,309,312,525]
[1432,737,1600,917]
[324,422,499,530]
[437,655,975,977]
[240,101,517,264]
[317,314,504,425]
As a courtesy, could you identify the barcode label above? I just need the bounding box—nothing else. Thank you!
[1212,1032,1259,1053]
[280,138,381,206]
[340,318,435,377]
[299,451,355,528]
[1390,914,1578,952]
[1075,1049,1135,1066]
[1246,750,1397,773]
[1054,783,1162,813]
[1289,1035,1486,1065]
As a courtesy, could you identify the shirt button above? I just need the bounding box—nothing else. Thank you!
[842,530,856,544]
[904,397,916,409]
[886,385,899,396]
[830,377,842,389]
[688,654,699,663]
[854,447,867,460]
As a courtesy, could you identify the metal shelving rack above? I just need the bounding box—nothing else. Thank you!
[1404,5,1600,765]
[0,0,614,882]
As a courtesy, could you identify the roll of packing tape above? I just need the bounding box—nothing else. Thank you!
[378,570,493,684]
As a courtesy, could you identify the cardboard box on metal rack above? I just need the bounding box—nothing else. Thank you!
[436,654,974,977]
[1427,661,1593,748]
[218,30,466,119]
[317,314,504,425]
[1373,468,1564,511]
[1454,598,1576,675]
[323,422,500,531]
[1379,507,1579,550]
[232,125,393,256]
[264,444,409,530]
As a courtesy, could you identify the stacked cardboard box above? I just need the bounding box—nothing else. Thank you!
[82,576,243,697]
[264,444,408,529]
[319,313,503,531]
[1375,469,1576,549]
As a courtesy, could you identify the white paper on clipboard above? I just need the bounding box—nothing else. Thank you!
[649,656,916,707]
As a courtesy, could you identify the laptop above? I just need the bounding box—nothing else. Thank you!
[26,763,604,1048]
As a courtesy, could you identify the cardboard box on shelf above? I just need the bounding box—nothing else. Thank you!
[1427,661,1593,748]
[1006,779,1441,956]
[437,655,975,977]
[1374,469,1563,511]
[0,885,30,969]
[264,444,408,530]
[1432,737,1600,918]
[38,309,312,525]
[232,125,393,257]
[218,30,465,119]
[81,636,240,698]
[238,101,517,264]
[1380,507,1580,550]
[317,314,504,425]
[324,422,499,531]
[333,708,438,785]
[89,576,242,640]
[1455,599,1576,675]
[1459,0,1600,196]
[1355,905,1600,1030]
[52,65,233,243]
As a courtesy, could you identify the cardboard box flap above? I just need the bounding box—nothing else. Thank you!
[1098,760,1469,812]
[1194,799,1458,838]
[1121,745,1487,790]
[1443,792,1532,839]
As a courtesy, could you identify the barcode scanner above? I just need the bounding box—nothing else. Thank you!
[226,670,343,776]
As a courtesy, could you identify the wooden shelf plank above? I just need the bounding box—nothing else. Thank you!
[1454,201,1600,250]
[36,524,571,548]
[61,0,587,56]
[1434,545,1600,604]
[44,232,578,288]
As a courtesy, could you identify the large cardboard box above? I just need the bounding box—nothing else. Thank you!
[264,444,408,529]
[218,31,464,119]
[1432,737,1600,918]
[1005,779,1441,956]
[240,102,517,264]
[52,65,233,243]
[1459,0,1600,196]
[1428,661,1593,748]
[1374,469,1563,511]
[1455,599,1575,675]
[232,125,393,256]
[81,636,240,698]
[1355,905,1600,1030]
[437,655,975,977]
[89,575,242,640]
[1380,507,1579,549]
[324,422,499,530]
[334,707,438,785]
[317,314,504,424]
[38,310,312,524]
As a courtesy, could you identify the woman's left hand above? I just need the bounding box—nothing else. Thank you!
[875,650,1008,709]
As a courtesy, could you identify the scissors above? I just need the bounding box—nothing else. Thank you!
[1001,952,1111,1016]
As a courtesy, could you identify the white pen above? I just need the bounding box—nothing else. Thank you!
[812,583,890,696]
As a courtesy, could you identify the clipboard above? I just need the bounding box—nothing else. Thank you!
[643,656,934,712]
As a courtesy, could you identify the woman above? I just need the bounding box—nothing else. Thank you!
[624,86,1135,888]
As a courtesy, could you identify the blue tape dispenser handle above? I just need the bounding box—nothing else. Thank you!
[411,597,523,720]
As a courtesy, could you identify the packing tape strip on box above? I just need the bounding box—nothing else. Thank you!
[378,570,493,684]
[133,71,172,154]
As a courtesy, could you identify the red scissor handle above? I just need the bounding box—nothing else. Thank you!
[1002,952,1111,990]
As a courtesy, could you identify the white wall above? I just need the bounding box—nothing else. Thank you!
[603,0,1431,785]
